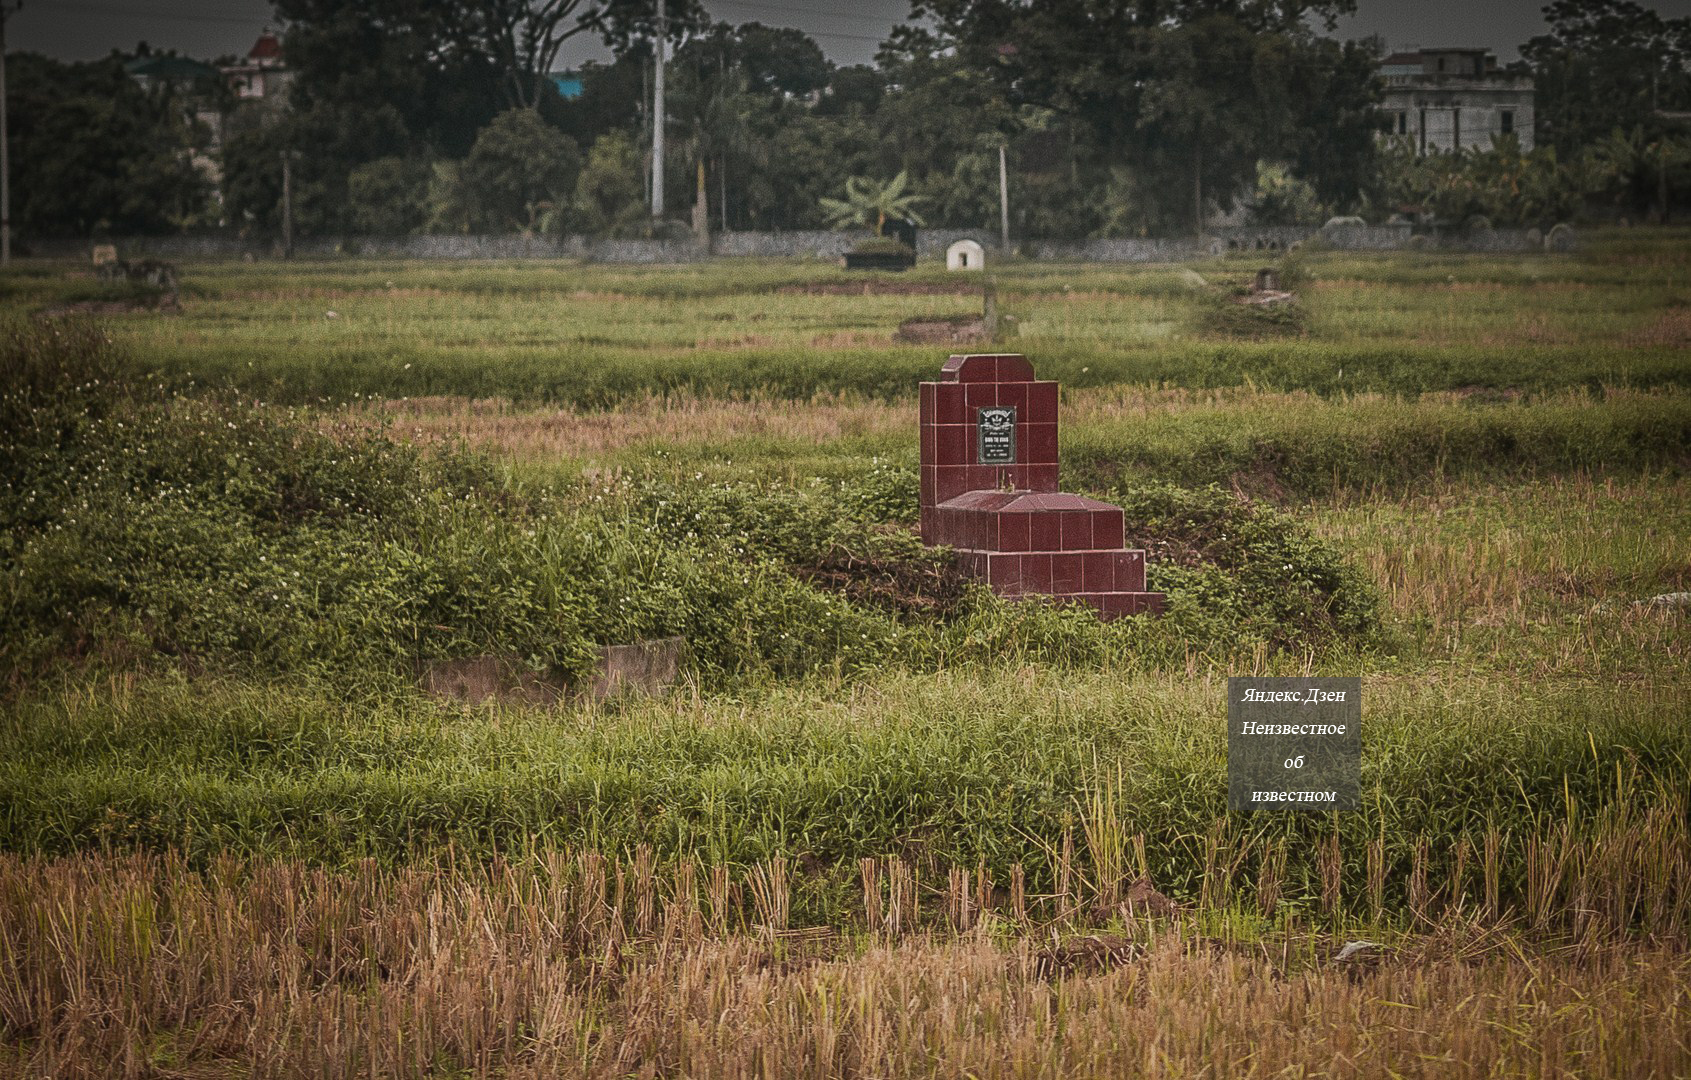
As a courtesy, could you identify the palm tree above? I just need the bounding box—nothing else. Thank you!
[819,171,927,233]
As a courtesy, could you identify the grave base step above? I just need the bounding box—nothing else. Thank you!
[953,548,1147,595]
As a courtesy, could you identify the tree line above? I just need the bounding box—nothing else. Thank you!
[7,0,1690,241]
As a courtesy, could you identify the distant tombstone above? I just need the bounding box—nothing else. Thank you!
[1545,223,1575,252]
[880,216,918,250]
[91,244,118,267]
[1253,267,1279,293]
[947,239,985,271]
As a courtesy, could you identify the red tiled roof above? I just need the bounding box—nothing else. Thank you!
[248,33,282,61]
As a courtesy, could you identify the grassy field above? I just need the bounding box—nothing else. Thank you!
[2,230,1689,1075]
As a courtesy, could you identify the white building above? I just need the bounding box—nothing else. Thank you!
[221,31,292,106]
[1379,48,1534,154]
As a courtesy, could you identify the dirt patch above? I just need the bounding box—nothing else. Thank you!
[894,314,991,345]
[798,534,970,617]
[810,330,893,348]
[778,282,979,297]
[1033,934,1145,979]
[39,296,179,318]
[1624,309,1691,349]
[1448,385,1525,404]
[353,395,906,459]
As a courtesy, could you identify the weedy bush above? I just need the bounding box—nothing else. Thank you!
[3,319,1383,690]
[1117,482,1380,649]
[1192,290,1308,340]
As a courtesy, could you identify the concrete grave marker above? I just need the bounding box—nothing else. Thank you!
[947,239,985,271]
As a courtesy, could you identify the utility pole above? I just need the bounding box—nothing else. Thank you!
[997,142,1010,252]
[0,1,20,268]
[1193,142,1203,245]
[280,151,293,258]
[1655,66,1667,224]
[651,0,666,220]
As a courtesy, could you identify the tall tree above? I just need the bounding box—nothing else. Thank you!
[1521,0,1691,156]
[457,108,583,231]
[7,53,212,236]
[461,0,607,110]
[904,0,1377,234]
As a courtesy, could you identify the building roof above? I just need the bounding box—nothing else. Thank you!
[248,32,283,61]
[125,55,220,80]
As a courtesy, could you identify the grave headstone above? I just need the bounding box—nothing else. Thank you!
[947,239,985,271]
[918,354,1164,619]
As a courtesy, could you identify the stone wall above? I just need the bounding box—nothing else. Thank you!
[27,223,1567,263]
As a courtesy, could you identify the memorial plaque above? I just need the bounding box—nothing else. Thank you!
[1228,677,1361,814]
[977,406,1016,464]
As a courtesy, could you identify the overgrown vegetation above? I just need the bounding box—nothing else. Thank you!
[1,321,1386,695]
[2,235,1689,1076]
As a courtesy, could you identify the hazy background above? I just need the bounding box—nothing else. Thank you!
[20,0,1691,69]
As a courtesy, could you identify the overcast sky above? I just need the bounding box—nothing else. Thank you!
[14,0,1691,70]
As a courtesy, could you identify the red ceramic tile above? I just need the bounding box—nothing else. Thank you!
[1027,382,1059,425]
[998,512,1030,552]
[1024,424,1058,465]
[919,385,934,425]
[979,512,999,550]
[1029,513,1061,551]
[1114,551,1145,592]
[1059,511,1092,550]
[935,424,969,466]
[933,466,967,505]
[1051,553,1084,593]
[988,553,1022,595]
[964,382,997,409]
[1082,552,1115,592]
[1093,510,1124,549]
[1115,593,1164,616]
[1027,465,1060,492]
[997,355,1035,382]
[933,384,966,424]
[920,507,936,543]
[953,522,976,553]
[965,465,999,492]
[997,382,1029,414]
[919,466,935,506]
[942,355,1004,382]
[1022,554,1053,592]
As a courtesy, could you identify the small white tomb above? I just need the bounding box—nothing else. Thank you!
[946,239,985,271]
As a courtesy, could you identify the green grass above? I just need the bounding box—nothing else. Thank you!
[5,230,1689,405]
[0,669,1684,928]
[2,230,1689,935]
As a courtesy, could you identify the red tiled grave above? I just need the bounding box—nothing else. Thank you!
[918,354,1163,620]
